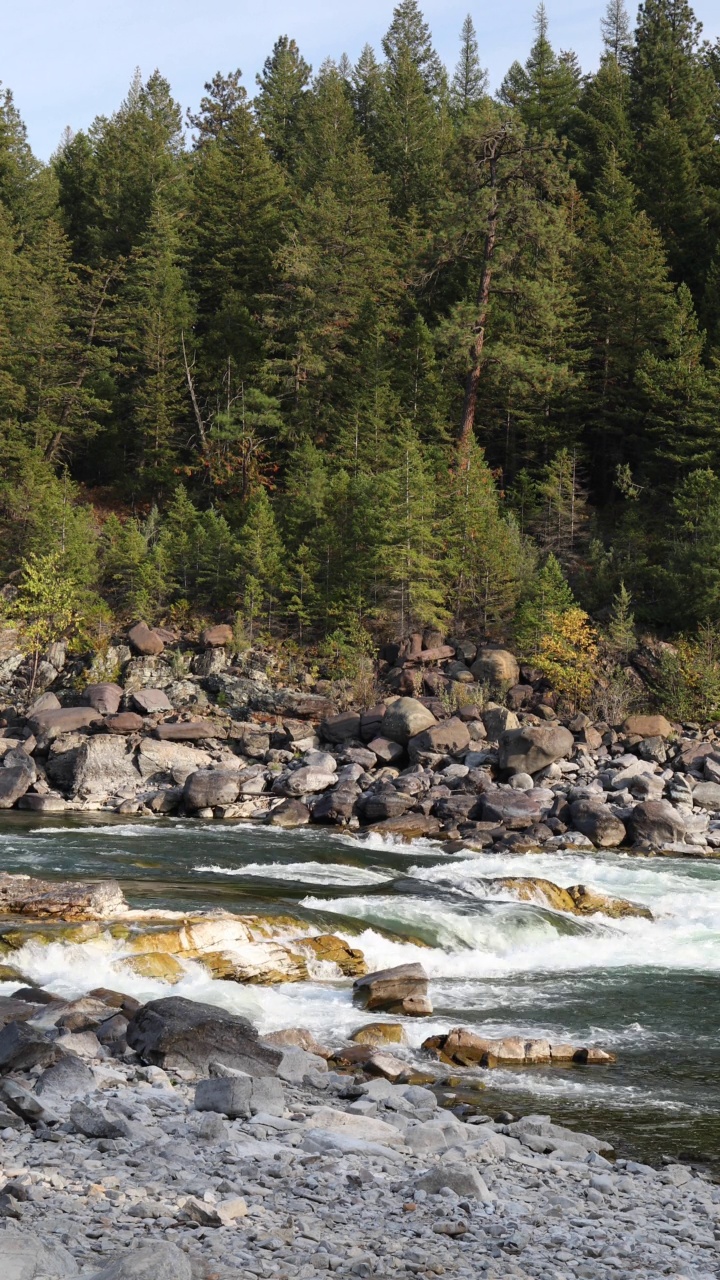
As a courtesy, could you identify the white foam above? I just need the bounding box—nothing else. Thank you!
[192,860,391,886]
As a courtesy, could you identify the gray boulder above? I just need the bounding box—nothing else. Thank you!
[321,711,361,743]
[691,781,720,810]
[0,1023,58,1073]
[408,717,470,762]
[569,799,626,848]
[131,688,172,714]
[71,737,139,800]
[1,1222,78,1277]
[415,1163,492,1201]
[194,1075,252,1119]
[0,766,34,809]
[184,768,240,810]
[480,787,552,829]
[628,800,687,846]
[381,697,436,746]
[353,963,432,1017]
[125,996,283,1075]
[35,1055,95,1100]
[499,725,574,775]
[276,766,337,796]
[91,1243,191,1280]
[28,707,103,741]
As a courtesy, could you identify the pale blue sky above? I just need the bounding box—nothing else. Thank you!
[4,0,719,159]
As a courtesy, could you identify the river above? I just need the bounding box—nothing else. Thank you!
[1,813,719,1168]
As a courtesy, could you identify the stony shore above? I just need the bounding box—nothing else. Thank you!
[1,990,719,1280]
[0,623,719,862]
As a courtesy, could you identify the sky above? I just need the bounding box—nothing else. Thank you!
[4,0,720,160]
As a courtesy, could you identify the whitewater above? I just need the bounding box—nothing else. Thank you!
[1,812,719,1164]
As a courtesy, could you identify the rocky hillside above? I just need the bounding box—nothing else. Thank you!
[0,622,716,856]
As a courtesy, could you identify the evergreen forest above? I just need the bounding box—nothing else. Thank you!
[2,0,720,673]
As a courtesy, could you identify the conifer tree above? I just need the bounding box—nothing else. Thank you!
[499,3,581,136]
[601,0,632,64]
[450,16,488,115]
[255,36,311,171]
[514,552,575,656]
[382,0,445,96]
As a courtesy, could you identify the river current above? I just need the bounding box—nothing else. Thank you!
[1,813,719,1167]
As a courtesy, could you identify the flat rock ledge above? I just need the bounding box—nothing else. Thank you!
[0,991,716,1280]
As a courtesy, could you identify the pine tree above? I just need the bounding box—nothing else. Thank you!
[499,3,582,136]
[382,0,445,96]
[514,552,575,657]
[450,16,488,115]
[352,45,385,147]
[601,0,632,64]
[607,580,636,655]
[239,487,287,636]
[254,36,311,170]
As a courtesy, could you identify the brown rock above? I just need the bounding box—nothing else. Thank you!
[623,714,673,738]
[105,712,145,734]
[470,647,519,689]
[266,799,311,827]
[350,1022,408,1047]
[569,798,626,848]
[366,813,441,841]
[566,884,652,920]
[382,697,437,745]
[628,799,687,846]
[408,717,471,762]
[201,624,233,648]
[353,963,432,1016]
[263,1027,331,1058]
[128,621,165,656]
[321,711,362,743]
[498,725,574,775]
[28,707,103,741]
[298,934,367,976]
[0,872,126,919]
[184,769,240,811]
[84,683,123,715]
[367,736,404,764]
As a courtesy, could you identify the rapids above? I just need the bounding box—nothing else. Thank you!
[1,811,719,1166]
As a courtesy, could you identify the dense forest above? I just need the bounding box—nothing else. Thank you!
[1,0,720,670]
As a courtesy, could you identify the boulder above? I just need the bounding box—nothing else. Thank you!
[266,798,311,828]
[125,997,283,1076]
[499,725,574,775]
[84,683,123,715]
[155,720,226,741]
[91,1244,192,1280]
[298,934,367,976]
[128,622,164,656]
[194,1075,252,1119]
[35,1055,96,1099]
[28,707,103,742]
[367,813,441,840]
[350,1022,408,1047]
[367,736,404,764]
[263,1027,331,1058]
[470,647,519,688]
[104,712,145,735]
[302,1105,407,1149]
[415,1165,490,1201]
[627,800,687,846]
[201,624,233,648]
[0,1022,58,1073]
[408,717,471,762]
[690,781,720,810]
[623,714,673,738]
[566,884,652,920]
[482,705,520,739]
[184,768,240,810]
[0,765,34,808]
[26,691,61,717]
[276,766,337,796]
[359,789,413,823]
[0,872,126,919]
[321,711,362,743]
[136,738,211,784]
[382,697,437,746]
[70,736,139,799]
[310,785,358,824]
[131,688,173,714]
[480,787,552,829]
[227,722,271,758]
[569,798,626,848]
[353,963,432,1016]
[0,1222,78,1277]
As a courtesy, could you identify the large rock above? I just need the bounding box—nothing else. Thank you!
[569,798,626,848]
[353,963,432,1016]
[366,813,441,840]
[480,787,552,829]
[415,1165,491,1201]
[499,725,574,775]
[470,647,519,688]
[125,997,283,1075]
[194,1075,251,1119]
[136,738,211,784]
[84,683,123,715]
[566,884,652,920]
[183,769,240,810]
[71,736,139,800]
[321,712,362,743]
[627,800,687,846]
[691,781,720,810]
[0,872,126,919]
[358,789,413,823]
[131,688,173,715]
[381,698,436,746]
[155,720,226,741]
[0,1022,59,1073]
[276,766,338,796]
[91,1243,191,1280]
[105,712,145,735]
[128,622,164,656]
[408,717,470,762]
[623,714,673,738]
[201,624,233,649]
[0,765,34,809]
[28,707,102,742]
[1,1222,78,1277]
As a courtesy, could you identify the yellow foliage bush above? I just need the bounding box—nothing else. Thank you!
[537,607,599,712]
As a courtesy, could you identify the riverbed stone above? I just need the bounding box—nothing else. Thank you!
[499,725,575,775]
[125,996,283,1075]
[628,799,687,845]
[382,698,437,745]
[184,768,240,810]
[353,963,432,1016]
[569,798,627,847]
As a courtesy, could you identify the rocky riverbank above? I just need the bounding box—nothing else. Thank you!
[1,987,719,1280]
[0,623,719,860]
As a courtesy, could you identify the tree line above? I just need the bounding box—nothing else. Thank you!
[1,0,720,658]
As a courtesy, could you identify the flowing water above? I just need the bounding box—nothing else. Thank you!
[1,813,720,1167]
